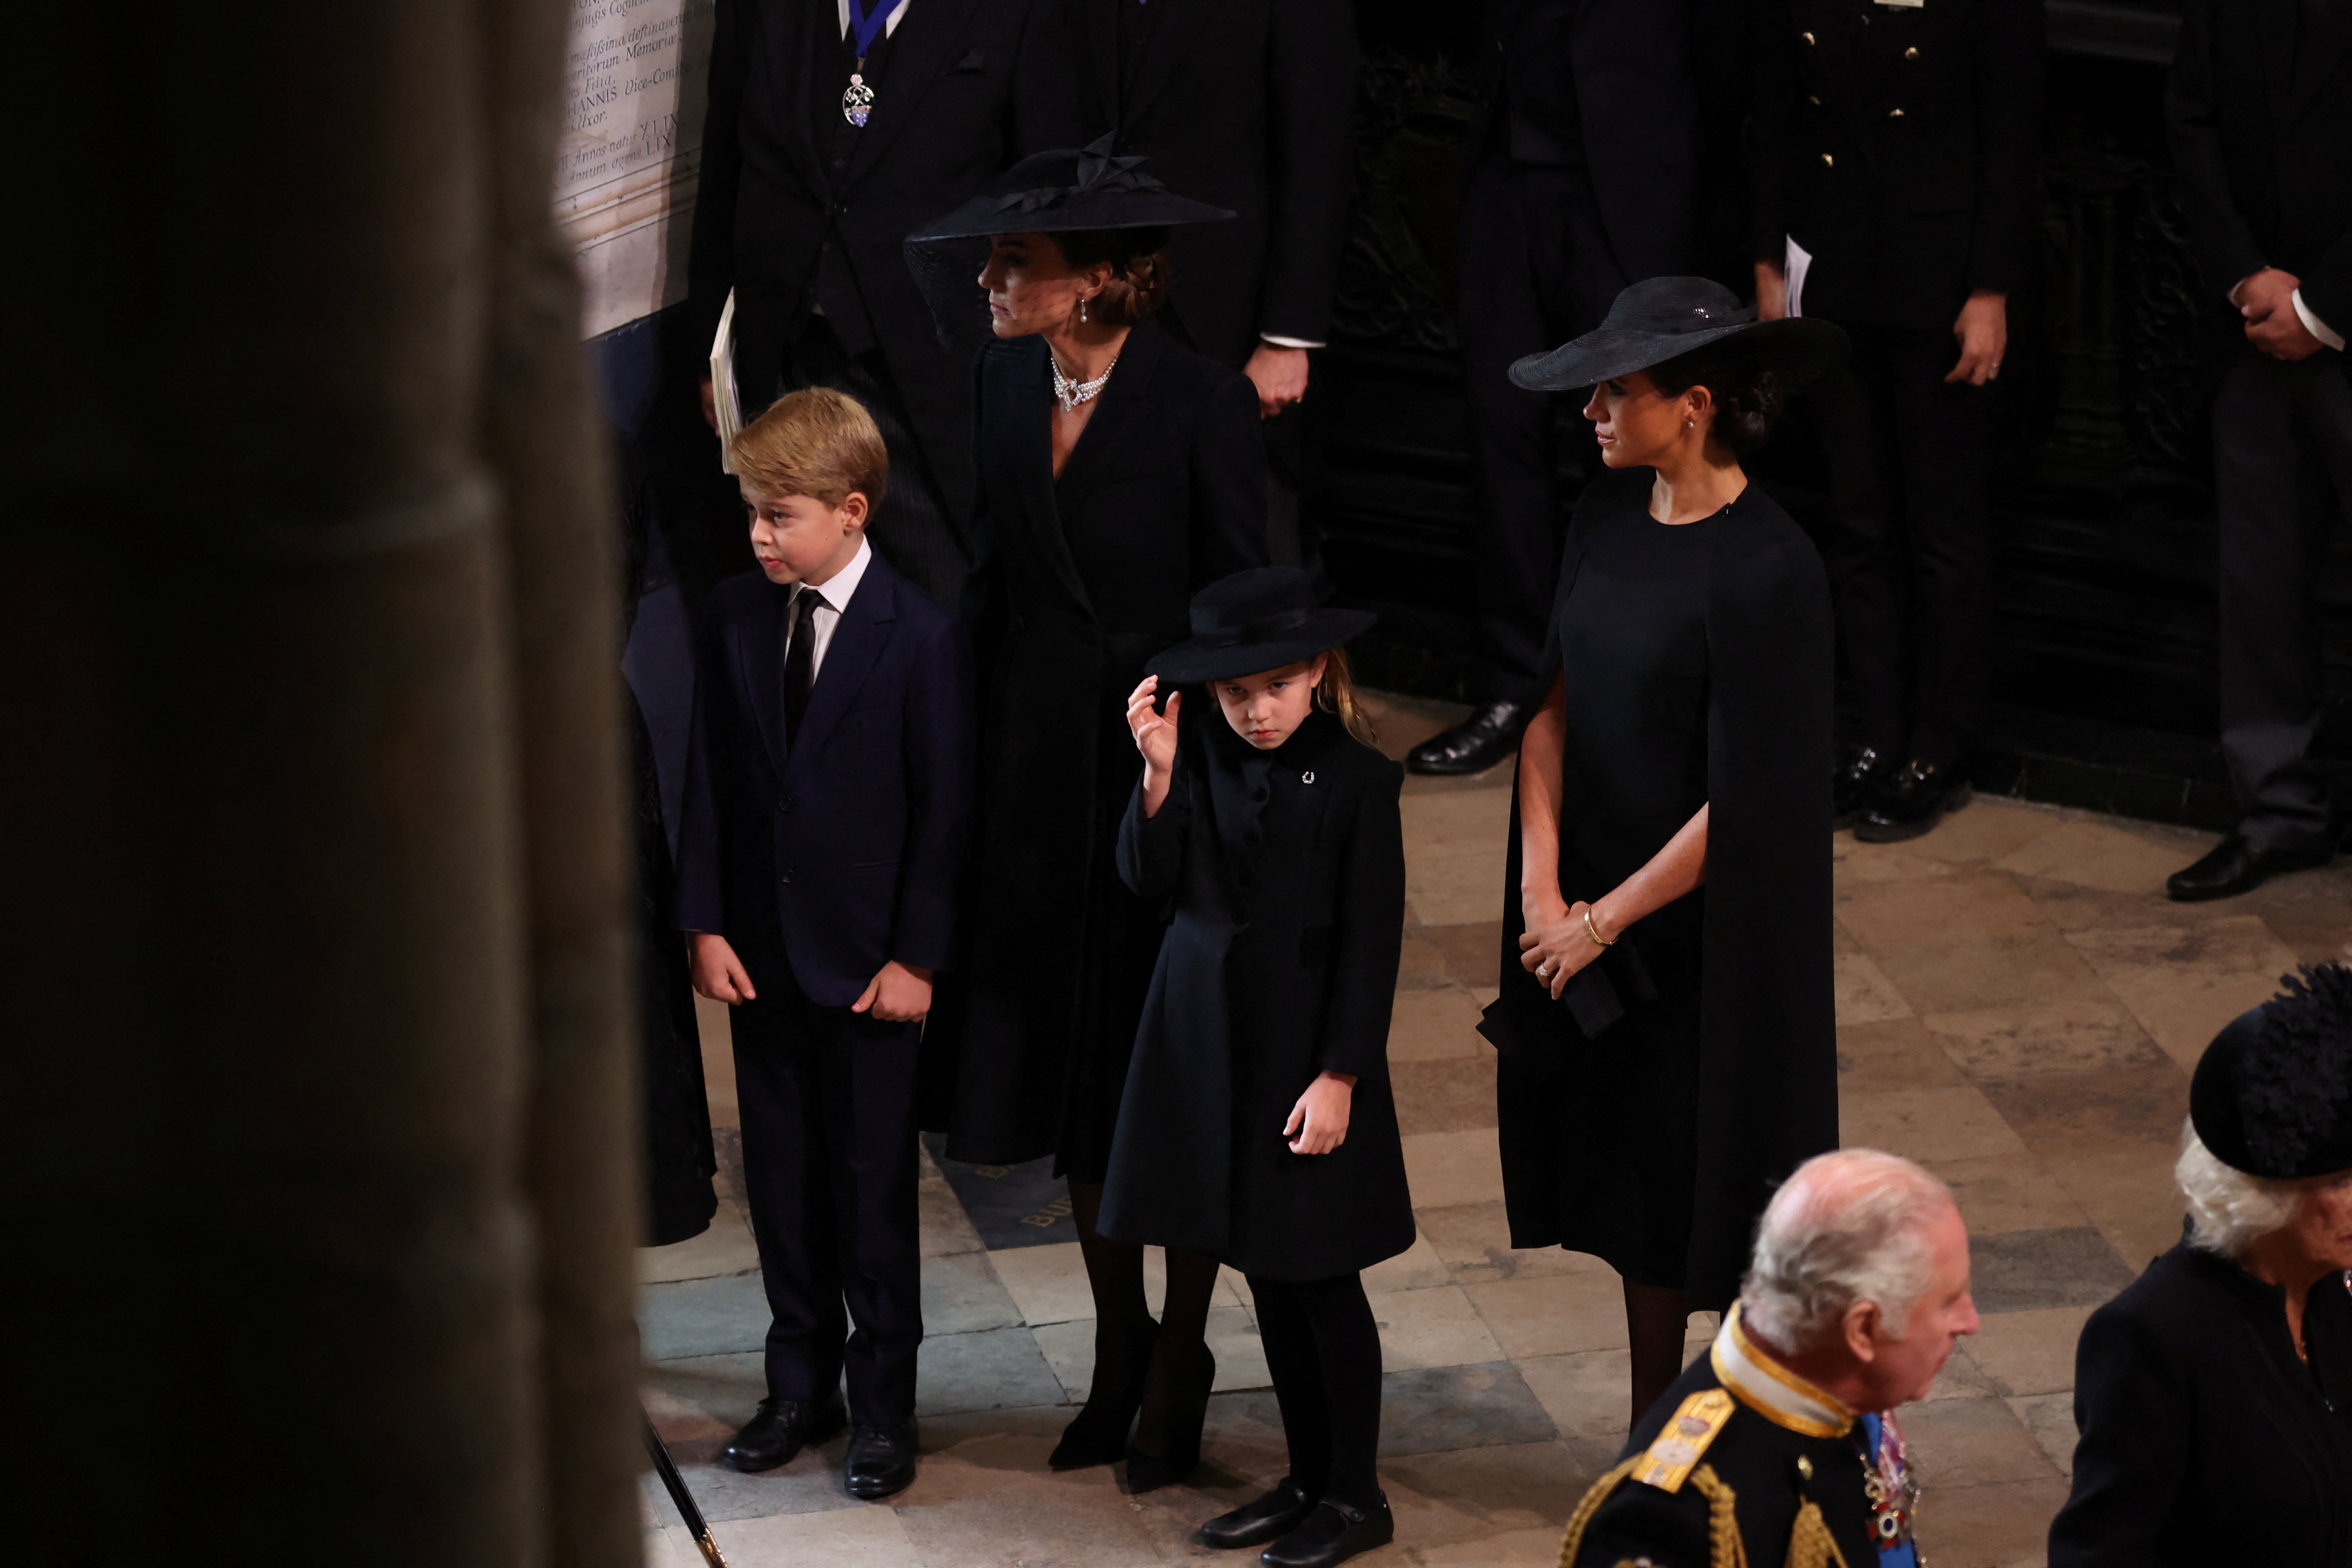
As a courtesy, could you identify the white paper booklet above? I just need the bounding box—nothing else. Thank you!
[1784,236,1813,319]
[711,289,744,475]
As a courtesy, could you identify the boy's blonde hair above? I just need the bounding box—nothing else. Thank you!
[730,387,889,508]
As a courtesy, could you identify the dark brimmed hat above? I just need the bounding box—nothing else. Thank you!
[2190,963,2352,1180]
[1146,568,1376,685]
[1508,276,1848,393]
[907,134,1234,242]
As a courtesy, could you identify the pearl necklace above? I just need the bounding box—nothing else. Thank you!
[1051,350,1119,414]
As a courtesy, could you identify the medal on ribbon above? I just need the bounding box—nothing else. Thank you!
[842,0,908,126]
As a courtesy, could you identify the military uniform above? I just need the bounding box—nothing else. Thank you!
[1559,1306,1920,1568]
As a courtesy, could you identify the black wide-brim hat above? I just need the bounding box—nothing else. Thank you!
[2190,963,2352,1180]
[908,134,1234,242]
[1508,276,1848,393]
[1146,567,1377,685]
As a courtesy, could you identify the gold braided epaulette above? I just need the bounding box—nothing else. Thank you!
[1555,1458,1748,1568]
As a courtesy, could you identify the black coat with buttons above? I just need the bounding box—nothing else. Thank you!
[1096,709,1414,1282]
[1751,0,2045,329]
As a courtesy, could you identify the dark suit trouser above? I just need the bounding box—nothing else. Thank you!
[1806,323,1994,771]
[2213,347,2352,852]
[772,317,969,613]
[1459,152,1633,706]
[732,952,924,1422]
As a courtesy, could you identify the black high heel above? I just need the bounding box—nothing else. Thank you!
[1126,1340,1216,1492]
[1050,1320,1160,1470]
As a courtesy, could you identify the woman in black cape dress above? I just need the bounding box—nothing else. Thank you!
[1486,277,1843,1424]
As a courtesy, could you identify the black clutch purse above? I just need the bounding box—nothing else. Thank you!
[1477,936,1658,1080]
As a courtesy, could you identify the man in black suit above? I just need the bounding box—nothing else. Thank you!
[688,0,1079,610]
[1408,0,1700,777]
[1067,0,1357,570]
[2162,0,2352,900]
[1751,0,2043,842]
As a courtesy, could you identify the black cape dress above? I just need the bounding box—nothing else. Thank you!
[1098,710,1415,1281]
[1487,467,1837,1311]
[927,321,1268,1172]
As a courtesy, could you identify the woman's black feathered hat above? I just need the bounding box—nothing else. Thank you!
[1147,567,1377,685]
[2190,962,2352,1180]
[907,133,1234,242]
[1508,276,1848,394]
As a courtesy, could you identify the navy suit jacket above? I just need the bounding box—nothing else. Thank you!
[676,552,976,1008]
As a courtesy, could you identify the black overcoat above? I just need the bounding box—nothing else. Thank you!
[1098,711,1414,1281]
[1069,0,1357,365]
[1750,0,2044,328]
[2048,1240,2352,1566]
[929,321,1269,1165]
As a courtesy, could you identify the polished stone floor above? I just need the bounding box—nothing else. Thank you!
[639,693,2352,1568]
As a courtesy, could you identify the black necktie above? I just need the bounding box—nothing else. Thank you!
[782,586,815,747]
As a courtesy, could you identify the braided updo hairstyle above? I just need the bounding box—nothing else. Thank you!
[1647,343,1788,458]
[1053,225,1174,328]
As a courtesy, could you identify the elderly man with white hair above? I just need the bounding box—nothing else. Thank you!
[1559,1149,1979,1568]
[2049,963,2352,1566]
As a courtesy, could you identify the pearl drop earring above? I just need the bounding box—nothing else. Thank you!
[1079,297,1089,324]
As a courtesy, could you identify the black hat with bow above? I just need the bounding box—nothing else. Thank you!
[908,134,1235,241]
[1508,276,1848,394]
[1145,567,1377,685]
[2190,962,2352,1180]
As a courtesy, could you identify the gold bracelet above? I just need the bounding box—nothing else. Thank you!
[1581,906,1616,948]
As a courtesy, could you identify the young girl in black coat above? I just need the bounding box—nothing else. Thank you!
[1102,567,1414,1568]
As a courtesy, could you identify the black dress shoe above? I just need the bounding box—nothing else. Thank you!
[1197,1478,1315,1549]
[1260,1497,1395,1568]
[1834,742,1895,829]
[844,1420,919,1499]
[721,1395,846,1473]
[1853,758,1971,843]
[1405,701,1525,777]
[2166,833,2335,902]
[1050,1321,1160,1470]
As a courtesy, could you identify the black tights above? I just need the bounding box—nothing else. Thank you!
[1248,1271,1383,1510]
[1069,1182,1220,1447]
[1624,1279,1687,1426]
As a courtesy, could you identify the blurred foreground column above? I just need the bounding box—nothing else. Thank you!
[2,3,640,1564]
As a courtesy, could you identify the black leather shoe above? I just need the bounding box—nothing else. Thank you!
[1197,1478,1315,1549]
[1051,1321,1160,1470]
[1853,758,1971,843]
[1834,742,1895,829]
[2166,833,2335,902]
[1260,1497,1395,1568]
[844,1420,919,1499]
[721,1395,846,1473]
[1405,701,1525,776]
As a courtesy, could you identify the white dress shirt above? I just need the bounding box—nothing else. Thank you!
[792,536,873,681]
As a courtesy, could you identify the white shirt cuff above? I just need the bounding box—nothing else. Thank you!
[2292,289,2346,352]
[1259,334,1324,350]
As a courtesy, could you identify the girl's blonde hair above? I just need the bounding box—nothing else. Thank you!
[1316,647,1377,747]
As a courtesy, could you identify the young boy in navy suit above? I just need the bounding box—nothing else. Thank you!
[677,387,975,1499]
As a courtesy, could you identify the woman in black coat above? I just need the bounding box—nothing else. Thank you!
[1106,568,1412,1567]
[1488,278,1847,1425]
[909,148,1269,1479]
[2049,965,2352,1567]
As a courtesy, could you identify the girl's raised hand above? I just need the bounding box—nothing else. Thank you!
[1126,675,1181,775]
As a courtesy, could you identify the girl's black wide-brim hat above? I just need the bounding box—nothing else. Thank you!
[907,134,1234,242]
[2190,962,2352,1180]
[1508,276,1849,393]
[1147,567,1377,685]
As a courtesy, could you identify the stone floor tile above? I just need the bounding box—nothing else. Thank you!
[1515,1348,1635,1453]
[1205,1302,1275,1390]
[1388,986,1489,1062]
[1410,1523,1577,1566]
[1836,1018,1966,1092]
[1921,1345,2000,1403]
[1364,690,1467,762]
[1974,1065,2190,1263]
[1838,1086,2032,1165]
[988,1241,1090,1327]
[1401,1127,1506,1210]
[1926,1154,2093,1236]
[695,994,739,1128]
[2014,874,2245,934]
[1392,1053,1500,1136]
[1964,1307,2095,1397]
[1870,932,2114,1016]
[640,1207,763,1284]
[1835,951,1915,1024]
[1836,869,2054,952]
[643,1270,770,1361]
[1416,1201,1608,1286]
[1900,798,2070,867]
[1833,839,1960,886]
[1029,1318,1093,1403]
[1463,1270,1629,1359]
[917,1325,1067,1416]
[2063,917,2302,1069]
[1418,920,1507,995]
[707,1504,924,1568]
[889,1416,1169,1568]
[1920,998,2171,1084]
[1900,1395,2063,1487]
[921,1250,1023,1336]
[1991,817,2215,897]
[1911,1475,2071,1568]
[1370,1285,1508,1370]
[1399,790,1514,926]
[1969,1230,2138,1314]
[918,1178,984,1258]
[1381,1439,1597,1561]
[2007,1392,2077,1476]
[2030,1149,2184,1279]
[644,1349,766,1426]
[1348,1363,1559,1454]
[2256,897,2352,965]
[1397,928,1458,991]
[643,1523,701,1568]
[1363,1230,1454,1293]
